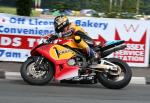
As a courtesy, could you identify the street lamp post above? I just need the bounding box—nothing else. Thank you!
[110,0,123,12]
[109,0,113,12]
[136,0,140,14]
[35,0,41,8]
[120,0,123,11]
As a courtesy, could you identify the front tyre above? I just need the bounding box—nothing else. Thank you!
[20,57,54,85]
[98,58,132,89]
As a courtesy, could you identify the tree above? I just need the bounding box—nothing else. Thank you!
[89,0,109,12]
[16,0,32,16]
[122,0,137,13]
[140,0,150,15]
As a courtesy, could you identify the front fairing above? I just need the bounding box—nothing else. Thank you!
[30,41,80,80]
[31,43,48,55]
[31,43,76,63]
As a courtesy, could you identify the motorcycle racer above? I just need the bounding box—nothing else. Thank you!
[52,15,98,60]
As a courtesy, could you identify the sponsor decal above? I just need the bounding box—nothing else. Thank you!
[75,20,108,30]
[0,15,55,35]
[0,48,30,61]
[124,24,139,32]
[0,14,149,66]
[54,47,73,58]
[9,17,54,26]
[29,19,54,25]
[94,28,147,65]
[0,49,21,58]
[0,34,41,49]
[9,17,26,24]
[114,29,146,63]
[0,26,54,35]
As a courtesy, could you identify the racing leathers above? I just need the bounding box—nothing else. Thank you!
[60,22,96,59]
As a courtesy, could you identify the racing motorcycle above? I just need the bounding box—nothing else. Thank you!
[20,34,132,89]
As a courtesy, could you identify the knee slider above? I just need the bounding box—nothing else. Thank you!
[74,36,81,43]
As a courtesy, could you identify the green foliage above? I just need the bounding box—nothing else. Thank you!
[106,12,118,18]
[92,13,99,17]
[40,0,150,15]
[0,6,40,17]
[1,0,150,15]
[122,0,137,13]
[0,6,16,14]
[140,0,150,14]
[89,0,109,12]
[52,2,69,11]
[16,0,32,16]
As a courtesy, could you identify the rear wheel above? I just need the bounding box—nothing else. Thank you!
[20,57,54,85]
[98,58,132,89]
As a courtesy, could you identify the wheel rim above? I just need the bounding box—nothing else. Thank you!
[103,64,126,82]
[26,62,48,80]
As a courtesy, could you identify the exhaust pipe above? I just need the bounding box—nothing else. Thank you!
[101,43,126,58]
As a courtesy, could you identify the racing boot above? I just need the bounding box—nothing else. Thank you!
[88,48,100,62]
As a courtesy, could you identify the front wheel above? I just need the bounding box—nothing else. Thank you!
[97,58,132,89]
[20,57,54,85]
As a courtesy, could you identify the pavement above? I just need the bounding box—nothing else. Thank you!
[0,61,150,84]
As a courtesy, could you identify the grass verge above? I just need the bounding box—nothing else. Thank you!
[0,6,40,17]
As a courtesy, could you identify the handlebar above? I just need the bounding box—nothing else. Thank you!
[46,35,58,43]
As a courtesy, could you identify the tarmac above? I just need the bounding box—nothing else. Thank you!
[0,61,150,84]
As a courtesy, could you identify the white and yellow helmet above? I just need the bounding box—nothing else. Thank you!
[54,15,69,33]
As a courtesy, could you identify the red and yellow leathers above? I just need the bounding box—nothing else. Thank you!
[61,22,95,58]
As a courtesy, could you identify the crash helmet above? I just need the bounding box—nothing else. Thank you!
[54,15,69,33]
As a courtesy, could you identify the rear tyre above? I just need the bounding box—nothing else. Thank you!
[20,57,54,85]
[98,58,132,89]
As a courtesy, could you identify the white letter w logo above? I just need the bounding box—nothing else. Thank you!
[124,24,139,32]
